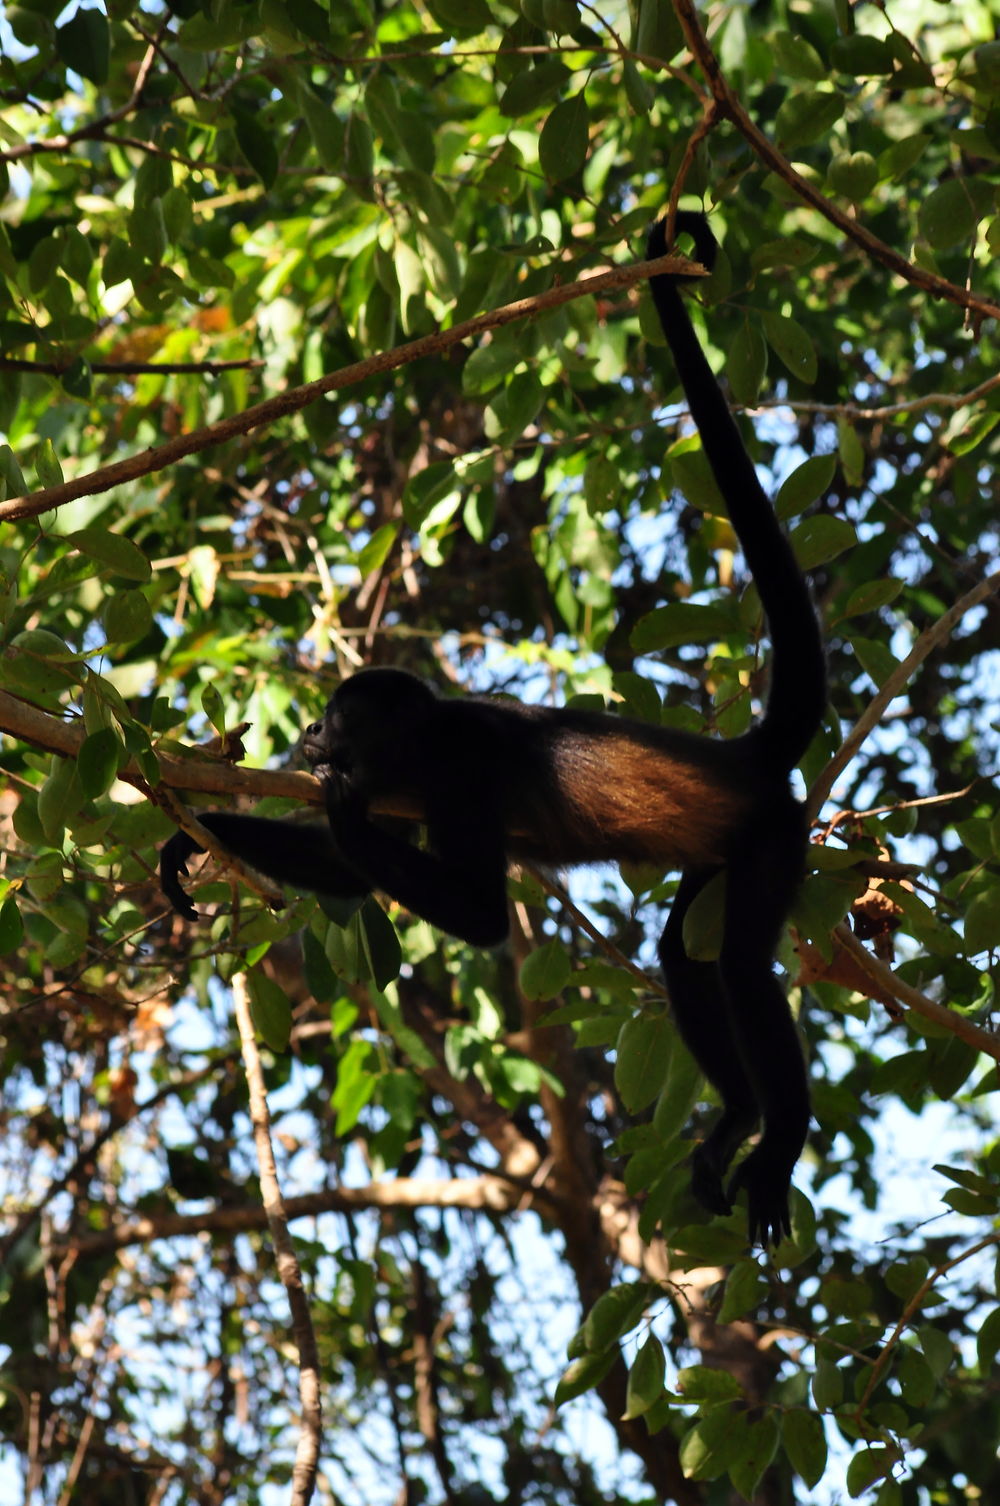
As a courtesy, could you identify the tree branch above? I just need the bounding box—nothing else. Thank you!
[0,253,696,524]
[808,570,1000,818]
[670,0,1000,322]
[234,973,321,1506]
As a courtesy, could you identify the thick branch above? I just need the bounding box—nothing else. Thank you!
[54,1175,534,1260]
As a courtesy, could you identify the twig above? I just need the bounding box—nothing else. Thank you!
[808,570,1000,817]
[855,1233,1000,1420]
[669,0,1000,322]
[232,973,322,1506]
[0,357,263,375]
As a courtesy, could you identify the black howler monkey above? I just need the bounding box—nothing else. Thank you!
[161,211,827,1245]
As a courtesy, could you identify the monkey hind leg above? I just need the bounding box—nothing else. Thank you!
[718,818,810,1246]
[658,869,759,1219]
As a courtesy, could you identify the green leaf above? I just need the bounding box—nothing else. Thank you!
[4,628,82,697]
[104,589,153,644]
[424,0,494,34]
[0,895,24,954]
[727,318,767,406]
[679,1405,746,1481]
[28,234,62,294]
[623,58,654,114]
[677,1364,743,1403]
[55,6,110,84]
[789,514,855,569]
[845,1446,895,1498]
[539,94,590,181]
[583,454,620,514]
[35,439,64,489]
[357,524,398,576]
[851,633,898,688]
[615,1012,673,1112]
[233,107,279,189]
[38,755,80,842]
[544,0,580,33]
[896,1347,935,1407]
[760,311,818,384]
[500,59,569,117]
[775,453,837,520]
[77,728,124,799]
[577,1281,654,1354]
[965,888,1000,957]
[624,1335,666,1418]
[128,198,168,264]
[769,30,827,81]
[343,112,374,181]
[520,938,572,1000]
[840,579,903,617]
[879,132,929,181]
[782,1409,827,1488]
[68,529,152,582]
[631,602,735,653]
[976,1305,1000,1374]
[651,1037,701,1141]
[554,1350,616,1405]
[681,870,726,961]
[718,1260,768,1323]
[811,1357,844,1409]
[774,89,844,148]
[830,34,895,76]
[359,897,402,990]
[633,0,683,64]
[0,443,27,498]
[919,179,979,250]
[331,1037,379,1132]
[730,1413,780,1501]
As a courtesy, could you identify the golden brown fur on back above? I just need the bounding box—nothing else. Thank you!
[511,730,748,869]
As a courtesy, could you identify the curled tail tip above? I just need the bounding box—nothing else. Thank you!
[645,208,717,272]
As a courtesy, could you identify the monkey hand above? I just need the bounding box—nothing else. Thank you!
[726,1147,793,1249]
[323,768,370,837]
[160,831,203,920]
[689,1145,734,1218]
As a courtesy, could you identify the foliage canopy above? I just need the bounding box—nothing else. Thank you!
[1,1,999,1503]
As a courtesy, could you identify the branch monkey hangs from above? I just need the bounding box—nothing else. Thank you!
[162,208,826,1245]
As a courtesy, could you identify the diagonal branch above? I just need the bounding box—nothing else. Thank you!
[808,569,1000,818]
[669,0,1000,322]
[0,253,695,525]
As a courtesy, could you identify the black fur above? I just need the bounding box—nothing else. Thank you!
[161,210,826,1246]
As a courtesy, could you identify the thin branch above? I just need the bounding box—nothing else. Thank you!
[232,972,322,1506]
[748,369,1000,422]
[53,1173,531,1260]
[0,252,698,524]
[834,924,1000,1061]
[532,870,667,997]
[0,38,159,164]
[669,0,1000,322]
[0,357,263,375]
[808,570,1000,817]
[0,686,330,806]
[855,1232,1000,1420]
